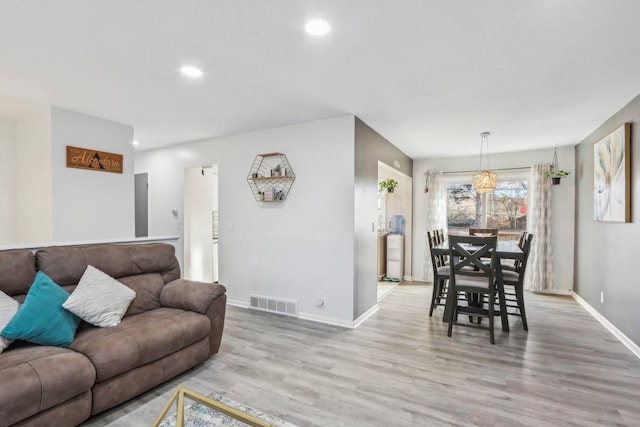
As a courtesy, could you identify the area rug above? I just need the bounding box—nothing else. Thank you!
[158,391,297,427]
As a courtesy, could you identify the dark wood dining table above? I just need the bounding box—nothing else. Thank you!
[431,239,523,332]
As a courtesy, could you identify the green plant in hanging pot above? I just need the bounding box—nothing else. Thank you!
[379,179,398,193]
[545,169,570,185]
[546,146,570,185]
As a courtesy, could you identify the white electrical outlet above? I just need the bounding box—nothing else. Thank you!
[600,292,604,304]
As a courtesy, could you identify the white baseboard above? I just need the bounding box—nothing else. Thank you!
[352,304,380,328]
[226,299,249,309]
[228,298,379,329]
[572,292,640,360]
[532,289,573,296]
[403,275,413,282]
[297,311,356,329]
[299,305,379,328]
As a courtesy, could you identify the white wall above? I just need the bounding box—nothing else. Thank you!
[413,146,575,292]
[0,117,18,244]
[15,106,53,244]
[50,107,135,242]
[135,116,356,325]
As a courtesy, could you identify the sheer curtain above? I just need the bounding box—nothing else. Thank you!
[525,163,554,291]
[423,171,447,282]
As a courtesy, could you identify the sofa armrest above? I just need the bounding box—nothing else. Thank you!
[160,279,227,355]
[160,279,225,314]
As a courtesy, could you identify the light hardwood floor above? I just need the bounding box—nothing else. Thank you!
[83,283,640,427]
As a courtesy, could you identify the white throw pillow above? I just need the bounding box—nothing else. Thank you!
[63,265,136,327]
[0,290,20,353]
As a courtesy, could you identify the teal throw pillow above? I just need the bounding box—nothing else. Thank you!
[0,272,81,347]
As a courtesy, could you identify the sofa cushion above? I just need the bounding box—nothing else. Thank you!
[36,244,181,317]
[0,291,19,353]
[1,272,81,347]
[36,243,180,286]
[0,345,95,426]
[63,265,136,327]
[119,272,166,316]
[0,249,37,297]
[70,307,210,382]
[90,339,209,416]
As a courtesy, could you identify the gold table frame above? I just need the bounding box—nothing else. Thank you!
[152,387,274,427]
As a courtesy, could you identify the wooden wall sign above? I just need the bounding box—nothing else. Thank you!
[66,146,123,174]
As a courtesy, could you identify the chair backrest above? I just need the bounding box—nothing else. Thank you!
[427,231,446,271]
[436,229,450,266]
[517,231,528,249]
[469,228,499,237]
[427,230,437,250]
[448,235,498,281]
[515,233,534,274]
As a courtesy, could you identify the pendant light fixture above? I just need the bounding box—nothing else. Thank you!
[473,131,497,194]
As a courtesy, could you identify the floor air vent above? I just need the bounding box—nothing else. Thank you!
[249,295,298,317]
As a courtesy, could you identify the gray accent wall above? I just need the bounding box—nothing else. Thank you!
[575,94,640,346]
[354,117,412,318]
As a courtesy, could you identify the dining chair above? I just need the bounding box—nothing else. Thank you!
[435,229,448,267]
[498,233,533,330]
[427,231,449,317]
[500,231,528,272]
[468,227,499,237]
[447,235,499,344]
[517,231,528,249]
[469,228,498,266]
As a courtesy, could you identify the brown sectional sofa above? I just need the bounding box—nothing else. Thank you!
[0,243,226,427]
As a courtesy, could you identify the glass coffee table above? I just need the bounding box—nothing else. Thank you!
[152,386,276,427]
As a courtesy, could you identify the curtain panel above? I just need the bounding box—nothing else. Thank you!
[525,163,554,291]
[423,171,447,282]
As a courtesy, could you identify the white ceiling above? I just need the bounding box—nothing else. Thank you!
[1,1,640,158]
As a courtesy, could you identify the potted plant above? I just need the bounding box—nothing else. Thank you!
[379,179,398,193]
[546,147,570,185]
[271,164,282,177]
[258,191,264,201]
[545,169,570,185]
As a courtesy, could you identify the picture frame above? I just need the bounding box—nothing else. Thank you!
[593,123,631,222]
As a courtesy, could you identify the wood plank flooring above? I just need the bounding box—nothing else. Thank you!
[82,284,640,427]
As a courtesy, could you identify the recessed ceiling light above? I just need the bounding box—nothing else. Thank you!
[305,20,331,36]
[132,140,139,146]
[180,65,203,78]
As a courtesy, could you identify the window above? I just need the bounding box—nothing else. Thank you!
[445,173,528,239]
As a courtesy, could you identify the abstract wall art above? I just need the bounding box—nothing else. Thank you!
[593,123,631,222]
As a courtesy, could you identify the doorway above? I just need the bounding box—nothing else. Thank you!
[183,165,219,283]
[134,173,148,238]
[377,161,412,301]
